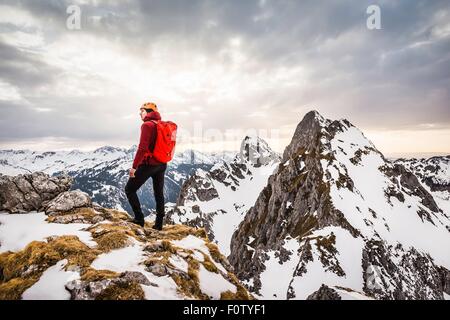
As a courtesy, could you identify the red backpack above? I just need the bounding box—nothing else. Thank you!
[144,120,178,163]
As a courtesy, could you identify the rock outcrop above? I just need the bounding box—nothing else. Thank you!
[0,172,72,213]
[44,190,92,214]
[306,284,341,300]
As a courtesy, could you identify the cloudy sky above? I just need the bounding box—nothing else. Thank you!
[0,0,449,157]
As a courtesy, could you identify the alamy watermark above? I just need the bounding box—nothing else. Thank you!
[175,120,282,165]
[366,5,382,30]
[66,4,383,31]
[66,4,81,30]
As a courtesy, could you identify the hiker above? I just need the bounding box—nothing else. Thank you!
[125,102,177,230]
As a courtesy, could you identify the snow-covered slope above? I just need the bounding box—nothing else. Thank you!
[0,146,235,215]
[0,175,251,300]
[396,156,450,214]
[229,111,450,300]
[167,136,281,257]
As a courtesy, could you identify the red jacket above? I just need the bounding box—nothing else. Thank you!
[132,111,164,169]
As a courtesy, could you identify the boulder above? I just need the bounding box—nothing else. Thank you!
[44,190,92,214]
[0,172,72,213]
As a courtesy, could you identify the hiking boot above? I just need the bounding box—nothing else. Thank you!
[152,214,164,231]
[130,218,145,227]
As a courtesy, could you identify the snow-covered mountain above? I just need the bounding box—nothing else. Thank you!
[2,112,449,300]
[166,136,281,257]
[396,156,450,214]
[0,146,235,215]
[0,172,252,300]
[227,111,450,300]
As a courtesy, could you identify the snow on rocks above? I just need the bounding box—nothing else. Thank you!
[0,182,252,300]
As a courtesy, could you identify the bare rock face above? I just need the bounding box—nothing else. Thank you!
[66,271,155,300]
[0,172,72,213]
[306,284,341,300]
[362,239,450,299]
[176,170,219,205]
[44,190,92,214]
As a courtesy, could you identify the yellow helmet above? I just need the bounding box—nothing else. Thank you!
[140,102,158,112]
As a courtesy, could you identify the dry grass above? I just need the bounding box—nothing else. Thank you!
[220,287,252,300]
[0,277,38,300]
[0,205,252,300]
[161,224,208,241]
[80,268,119,282]
[95,281,145,300]
[0,236,99,300]
[90,207,130,222]
[205,242,231,272]
[170,255,210,300]
[201,253,219,273]
[224,272,254,300]
[95,231,131,252]
[87,222,142,252]
[46,207,99,224]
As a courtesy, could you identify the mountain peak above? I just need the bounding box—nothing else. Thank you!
[229,111,450,300]
[282,110,330,161]
[93,146,123,154]
[238,135,280,167]
[304,109,326,123]
[282,110,374,163]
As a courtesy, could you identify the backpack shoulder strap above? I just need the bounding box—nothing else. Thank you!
[143,120,159,157]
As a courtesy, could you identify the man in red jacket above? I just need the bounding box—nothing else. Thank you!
[125,102,166,230]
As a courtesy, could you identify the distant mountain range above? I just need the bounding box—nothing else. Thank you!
[0,146,237,216]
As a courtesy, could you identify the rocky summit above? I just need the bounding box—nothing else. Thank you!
[227,110,449,300]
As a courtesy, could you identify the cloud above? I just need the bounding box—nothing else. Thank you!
[0,0,449,154]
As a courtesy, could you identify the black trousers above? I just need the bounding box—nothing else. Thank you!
[125,163,167,221]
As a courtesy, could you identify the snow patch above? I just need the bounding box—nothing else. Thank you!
[22,259,79,300]
[0,212,96,253]
[197,264,236,299]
